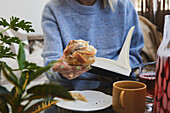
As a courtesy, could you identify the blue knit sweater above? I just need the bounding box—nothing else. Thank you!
[41,0,144,89]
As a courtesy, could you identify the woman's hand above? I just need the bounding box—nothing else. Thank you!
[52,56,92,80]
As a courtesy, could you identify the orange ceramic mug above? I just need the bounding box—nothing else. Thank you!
[112,81,146,113]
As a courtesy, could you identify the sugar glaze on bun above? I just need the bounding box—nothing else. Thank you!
[63,39,97,66]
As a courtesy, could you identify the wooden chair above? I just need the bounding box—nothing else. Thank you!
[139,0,170,33]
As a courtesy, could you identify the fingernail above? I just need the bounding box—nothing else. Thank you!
[76,66,80,70]
[86,65,90,69]
[89,67,92,70]
[60,65,64,69]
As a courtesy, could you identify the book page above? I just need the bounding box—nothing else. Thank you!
[92,26,135,76]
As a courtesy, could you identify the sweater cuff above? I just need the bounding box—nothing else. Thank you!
[49,68,67,80]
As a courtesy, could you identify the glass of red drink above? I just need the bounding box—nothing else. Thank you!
[138,64,156,112]
[139,67,156,97]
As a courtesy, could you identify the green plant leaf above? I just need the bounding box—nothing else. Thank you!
[0,17,9,27]
[1,62,20,89]
[0,86,10,95]
[24,99,58,113]
[24,61,41,70]
[19,60,61,89]
[24,95,45,101]
[19,64,51,91]
[19,71,28,90]
[0,35,21,45]
[26,84,74,101]
[0,16,35,33]
[0,46,16,59]
[17,41,26,70]
[28,65,51,82]
[9,16,35,33]
[0,16,68,113]
[0,32,3,39]
[0,87,25,113]
[20,60,62,88]
[27,60,63,83]
[0,97,9,113]
[11,87,16,96]
[0,86,14,106]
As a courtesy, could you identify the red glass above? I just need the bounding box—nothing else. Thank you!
[139,71,156,97]
[139,66,156,112]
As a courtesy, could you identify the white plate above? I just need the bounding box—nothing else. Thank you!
[54,90,112,111]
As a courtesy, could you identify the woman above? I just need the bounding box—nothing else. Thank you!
[41,0,144,90]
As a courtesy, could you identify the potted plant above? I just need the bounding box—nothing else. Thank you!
[0,17,74,113]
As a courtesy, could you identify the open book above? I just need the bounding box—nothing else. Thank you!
[90,26,135,77]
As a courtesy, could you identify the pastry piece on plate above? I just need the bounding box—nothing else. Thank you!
[69,92,88,102]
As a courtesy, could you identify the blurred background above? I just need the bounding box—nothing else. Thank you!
[0,0,169,64]
[0,0,49,35]
[0,0,169,35]
[132,0,170,33]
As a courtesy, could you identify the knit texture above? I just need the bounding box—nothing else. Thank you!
[41,0,144,89]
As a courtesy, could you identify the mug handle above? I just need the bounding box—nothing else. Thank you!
[120,91,125,108]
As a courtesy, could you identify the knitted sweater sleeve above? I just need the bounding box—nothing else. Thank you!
[41,3,64,80]
[125,0,144,69]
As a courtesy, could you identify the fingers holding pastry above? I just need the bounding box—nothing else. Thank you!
[52,60,89,79]
[61,66,91,80]
[52,39,96,80]
[53,63,76,75]
[52,56,65,72]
